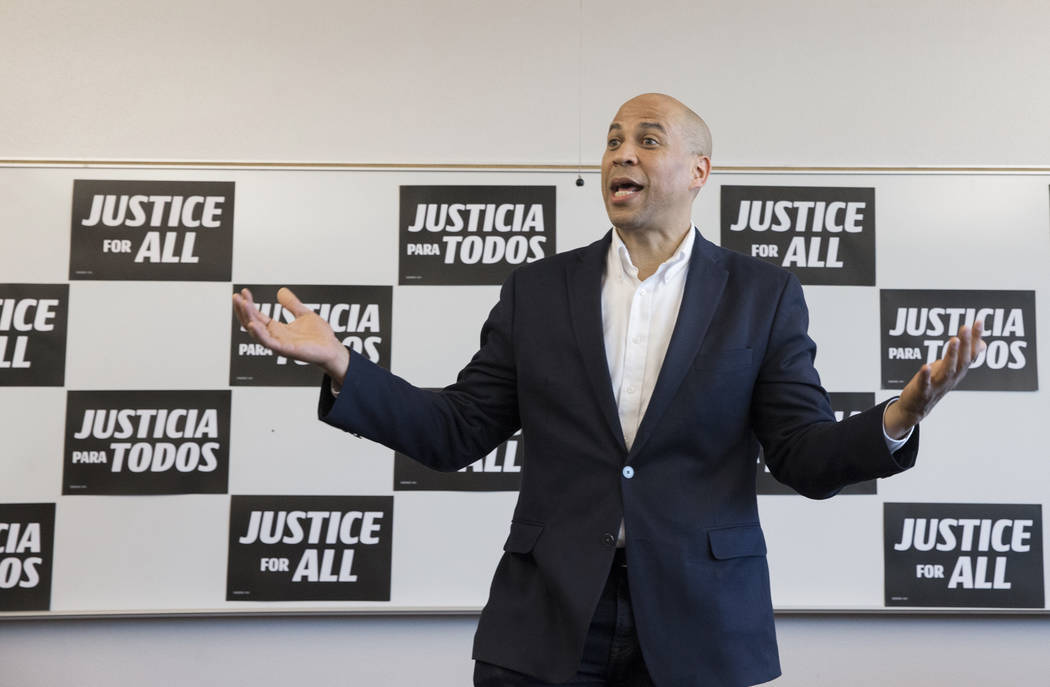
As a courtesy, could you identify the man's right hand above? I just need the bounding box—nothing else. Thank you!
[232,287,350,387]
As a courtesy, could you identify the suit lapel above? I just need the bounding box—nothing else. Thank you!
[628,230,728,459]
[567,232,627,453]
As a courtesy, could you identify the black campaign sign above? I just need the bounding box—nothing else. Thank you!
[884,503,1044,608]
[399,186,556,285]
[880,290,1038,391]
[395,431,523,491]
[69,180,234,281]
[757,393,877,495]
[0,284,68,387]
[0,503,55,612]
[63,390,230,495]
[720,185,875,285]
[227,495,393,602]
[230,284,392,386]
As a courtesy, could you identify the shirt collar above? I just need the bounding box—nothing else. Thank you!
[609,226,696,285]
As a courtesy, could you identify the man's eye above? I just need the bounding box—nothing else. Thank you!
[643,137,658,145]
[607,139,621,149]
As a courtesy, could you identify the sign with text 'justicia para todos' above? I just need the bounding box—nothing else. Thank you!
[399,186,556,285]
[63,390,231,495]
[230,284,392,386]
[0,503,55,612]
[880,290,1038,391]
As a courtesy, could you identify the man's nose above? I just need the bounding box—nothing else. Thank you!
[611,141,638,165]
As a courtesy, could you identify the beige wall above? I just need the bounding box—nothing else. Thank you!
[3,0,1049,166]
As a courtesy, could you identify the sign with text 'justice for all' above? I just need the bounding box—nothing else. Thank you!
[227,496,393,602]
[69,180,234,281]
[884,503,1044,608]
[720,185,875,285]
[0,284,68,386]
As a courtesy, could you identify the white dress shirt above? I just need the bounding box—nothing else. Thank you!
[601,226,909,545]
[601,227,696,452]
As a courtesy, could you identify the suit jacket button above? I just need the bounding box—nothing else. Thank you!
[601,533,616,547]
[622,466,634,479]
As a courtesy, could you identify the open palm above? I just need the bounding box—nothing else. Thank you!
[232,287,347,375]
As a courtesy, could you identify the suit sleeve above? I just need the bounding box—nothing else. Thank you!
[316,272,521,472]
[750,273,918,499]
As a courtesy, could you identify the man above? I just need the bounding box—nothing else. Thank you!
[233,93,984,686]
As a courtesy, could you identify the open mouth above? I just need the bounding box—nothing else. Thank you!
[609,179,644,200]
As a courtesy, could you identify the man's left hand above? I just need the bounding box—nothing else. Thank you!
[883,321,987,440]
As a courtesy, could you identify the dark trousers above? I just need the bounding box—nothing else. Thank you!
[474,549,655,686]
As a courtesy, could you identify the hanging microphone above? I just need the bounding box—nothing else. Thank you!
[575,1,584,190]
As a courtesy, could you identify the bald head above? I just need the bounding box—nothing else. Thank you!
[616,93,712,157]
[602,92,715,237]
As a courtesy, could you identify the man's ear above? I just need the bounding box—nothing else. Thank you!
[690,155,712,192]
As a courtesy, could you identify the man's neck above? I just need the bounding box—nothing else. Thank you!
[615,223,693,281]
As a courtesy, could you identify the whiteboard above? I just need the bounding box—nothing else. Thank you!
[0,163,1047,616]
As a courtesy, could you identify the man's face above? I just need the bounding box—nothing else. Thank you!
[600,95,708,234]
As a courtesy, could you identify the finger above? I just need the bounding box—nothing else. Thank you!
[232,289,268,330]
[903,361,929,399]
[919,363,932,400]
[900,362,932,418]
[972,319,987,358]
[956,324,972,374]
[232,292,255,330]
[939,337,959,385]
[233,291,277,346]
[277,287,312,318]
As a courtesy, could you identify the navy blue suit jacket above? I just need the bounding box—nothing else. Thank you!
[319,229,918,687]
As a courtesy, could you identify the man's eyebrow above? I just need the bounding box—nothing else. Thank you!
[606,122,667,134]
[638,121,667,133]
